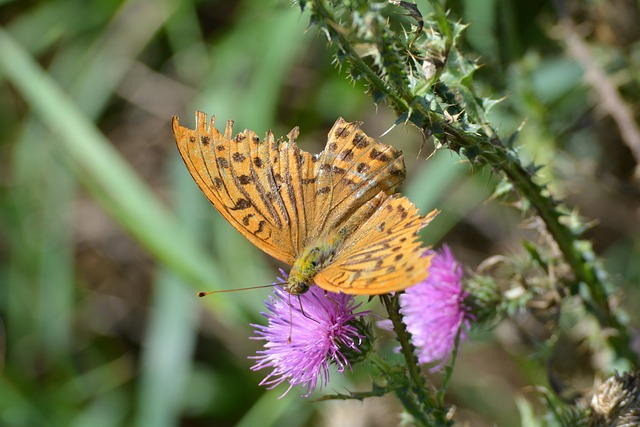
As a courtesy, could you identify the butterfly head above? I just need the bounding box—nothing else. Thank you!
[285,252,318,295]
[284,276,311,295]
[286,244,333,295]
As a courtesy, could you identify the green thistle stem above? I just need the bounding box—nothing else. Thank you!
[380,294,424,390]
[380,294,452,426]
[442,127,634,362]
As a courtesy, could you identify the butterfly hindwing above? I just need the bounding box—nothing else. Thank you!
[314,195,438,295]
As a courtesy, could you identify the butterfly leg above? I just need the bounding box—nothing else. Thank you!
[323,290,341,308]
[286,294,321,344]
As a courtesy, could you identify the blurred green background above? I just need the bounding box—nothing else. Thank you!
[1,0,639,426]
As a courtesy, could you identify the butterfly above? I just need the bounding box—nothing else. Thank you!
[172,112,438,295]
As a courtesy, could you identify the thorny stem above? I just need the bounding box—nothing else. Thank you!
[380,294,424,390]
[366,354,432,426]
[310,0,636,365]
[380,294,451,426]
[367,351,395,373]
[442,126,636,362]
[317,10,410,111]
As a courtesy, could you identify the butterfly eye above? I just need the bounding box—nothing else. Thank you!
[287,281,309,295]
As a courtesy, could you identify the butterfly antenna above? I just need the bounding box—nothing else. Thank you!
[197,283,276,297]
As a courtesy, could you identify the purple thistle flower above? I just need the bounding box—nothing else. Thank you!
[400,245,471,372]
[250,274,369,398]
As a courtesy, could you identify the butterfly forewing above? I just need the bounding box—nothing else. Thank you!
[314,196,438,295]
[309,118,406,242]
[172,112,315,264]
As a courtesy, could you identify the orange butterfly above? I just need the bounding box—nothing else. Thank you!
[172,112,437,295]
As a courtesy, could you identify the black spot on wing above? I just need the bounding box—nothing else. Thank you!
[340,149,354,162]
[230,198,252,210]
[301,177,316,185]
[217,157,230,168]
[335,126,349,137]
[353,133,369,148]
[356,163,369,174]
[232,152,246,162]
[242,213,254,226]
[369,148,389,162]
[238,175,253,185]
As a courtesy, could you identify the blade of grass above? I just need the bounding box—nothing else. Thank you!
[58,354,135,398]
[32,144,75,358]
[195,0,309,131]
[133,158,201,427]
[164,0,208,84]
[4,0,76,55]
[0,28,236,317]
[135,268,198,427]
[0,376,48,426]
[69,393,128,427]
[4,0,182,365]
[235,391,312,427]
